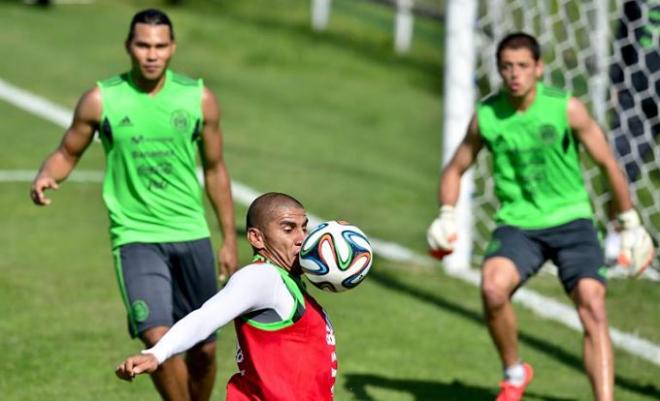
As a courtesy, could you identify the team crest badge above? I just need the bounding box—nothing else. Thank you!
[131,300,150,322]
[539,124,557,144]
[170,110,191,133]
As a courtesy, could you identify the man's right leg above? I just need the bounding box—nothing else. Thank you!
[115,243,192,401]
[482,257,536,401]
[142,326,192,401]
[481,225,544,401]
[481,257,522,369]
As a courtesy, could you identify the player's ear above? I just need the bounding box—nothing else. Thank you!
[247,227,265,250]
[535,60,544,79]
[171,41,177,55]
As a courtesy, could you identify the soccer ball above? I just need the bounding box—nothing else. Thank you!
[299,220,373,292]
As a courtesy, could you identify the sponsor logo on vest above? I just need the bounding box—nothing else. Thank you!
[119,116,133,127]
[131,136,174,146]
[171,110,191,133]
[131,300,150,322]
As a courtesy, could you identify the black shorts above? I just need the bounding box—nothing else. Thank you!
[113,238,218,339]
[483,218,607,293]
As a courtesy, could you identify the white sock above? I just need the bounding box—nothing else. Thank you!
[504,362,526,386]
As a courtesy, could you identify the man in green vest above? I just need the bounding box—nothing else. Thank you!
[427,33,653,401]
[30,9,237,401]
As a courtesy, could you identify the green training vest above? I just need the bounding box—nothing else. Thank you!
[243,255,306,331]
[477,82,593,229]
[97,70,209,247]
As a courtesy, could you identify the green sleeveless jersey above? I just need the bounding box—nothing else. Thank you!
[97,70,209,247]
[477,82,593,229]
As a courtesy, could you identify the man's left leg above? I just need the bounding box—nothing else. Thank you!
[174,238,219,401]
[570,278,613,401]
[186,340,217,401]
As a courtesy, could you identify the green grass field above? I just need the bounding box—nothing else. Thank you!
[1,1,659,400]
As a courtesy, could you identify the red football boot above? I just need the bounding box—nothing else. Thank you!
[495,363,534,401]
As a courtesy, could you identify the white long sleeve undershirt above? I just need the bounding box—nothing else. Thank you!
[143,263,296,364]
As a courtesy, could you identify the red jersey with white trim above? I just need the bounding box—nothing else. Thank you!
[226,291,337,401]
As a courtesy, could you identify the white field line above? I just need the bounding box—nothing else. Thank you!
[2,77,660,367]
[24,0,95,5]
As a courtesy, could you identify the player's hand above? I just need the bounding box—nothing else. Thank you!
[218,238,239,283]
[617,209,655,278]
[30,175,59,206]
[115,353,159,381]
[426,205,458,260]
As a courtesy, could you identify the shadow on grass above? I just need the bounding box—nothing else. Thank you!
[368,268,660,400]
[344,373,576,401]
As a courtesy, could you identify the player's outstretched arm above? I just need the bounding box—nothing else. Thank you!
[427,115,482,257]
[30,87,101,206]
[568,97,654,276]
[114,265,285,379]
[115,353,159,381]
[199,86,238,280]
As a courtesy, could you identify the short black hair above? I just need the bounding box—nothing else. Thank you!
[496,32,541,63]
[127,9,175,42]
[246,193,304,230]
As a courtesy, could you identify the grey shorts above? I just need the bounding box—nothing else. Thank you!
[483,218,607,293]
[113,238,218,339]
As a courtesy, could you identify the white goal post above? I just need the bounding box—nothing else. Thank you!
[443,0,659,273]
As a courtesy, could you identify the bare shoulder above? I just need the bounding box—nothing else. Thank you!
[80,86,102,106]
[567,96,591,125]
[200,86,220,124]
[463,112,482,147]
[201,86,220,110]
[74,86,102,124]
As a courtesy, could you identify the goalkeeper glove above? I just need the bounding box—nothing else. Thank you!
[617,209,655,278]
[426,205,458,260]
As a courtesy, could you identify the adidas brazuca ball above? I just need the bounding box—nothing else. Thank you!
[299,220,373,292]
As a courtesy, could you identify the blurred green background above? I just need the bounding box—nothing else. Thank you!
[1,1,659,400]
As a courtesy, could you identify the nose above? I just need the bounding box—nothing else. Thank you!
[295,229,306,245]
[147,47,158,60]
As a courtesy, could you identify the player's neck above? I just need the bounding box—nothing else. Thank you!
[129,70,167,96]
[507,84,537,112]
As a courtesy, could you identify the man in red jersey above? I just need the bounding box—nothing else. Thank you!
[116,192,337,401]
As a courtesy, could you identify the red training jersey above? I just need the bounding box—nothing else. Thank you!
[226,290,337,401]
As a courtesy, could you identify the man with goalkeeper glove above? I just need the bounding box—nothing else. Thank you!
[427,33,654,401]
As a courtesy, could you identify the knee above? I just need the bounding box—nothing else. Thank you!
[574,283,608,331]
[481,258,519,310]
[481,279,511,310]
[578,296,608,328]
[140,326,170,348]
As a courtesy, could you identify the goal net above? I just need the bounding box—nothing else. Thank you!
[445,0,659,275]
